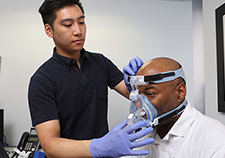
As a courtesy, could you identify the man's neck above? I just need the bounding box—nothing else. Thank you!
[156,114,180,139]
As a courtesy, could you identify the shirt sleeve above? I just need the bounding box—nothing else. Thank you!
[104,56,123,89]
[28,67,59,126]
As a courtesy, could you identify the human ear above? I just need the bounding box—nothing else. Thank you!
[176,82,186,102]
[44,24,53,38]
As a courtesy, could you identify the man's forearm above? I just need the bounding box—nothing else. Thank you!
[42,137,92,158]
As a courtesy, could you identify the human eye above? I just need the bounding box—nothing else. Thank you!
[64,24,72,27]
[79,21,85,25]
[145,91,156,98]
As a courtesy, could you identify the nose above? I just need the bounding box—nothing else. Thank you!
[73,23,82,36]
[136,100,142,107]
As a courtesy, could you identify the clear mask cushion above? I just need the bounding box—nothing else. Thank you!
[128,94,158,127]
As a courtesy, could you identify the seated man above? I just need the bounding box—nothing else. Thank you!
[125,57,225,158]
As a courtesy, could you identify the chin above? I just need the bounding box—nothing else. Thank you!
[71,47,83,53]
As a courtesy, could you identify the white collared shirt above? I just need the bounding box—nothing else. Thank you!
[137,102,225,158]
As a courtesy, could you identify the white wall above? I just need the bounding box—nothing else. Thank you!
[193,0,205,114]
[0,0,193,146]
[203,0,225,124]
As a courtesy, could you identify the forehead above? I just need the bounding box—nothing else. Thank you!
[137,59,175,76]
[55,4,84,21]
[137,64,166,77]
[136,61,175,91]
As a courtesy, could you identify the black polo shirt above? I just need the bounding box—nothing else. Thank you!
[28,48,123,140]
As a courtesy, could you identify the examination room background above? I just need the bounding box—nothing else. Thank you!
[0,0,219,146]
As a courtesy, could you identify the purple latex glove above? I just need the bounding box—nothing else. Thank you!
[123,57,143,91]
[90,120,154,158]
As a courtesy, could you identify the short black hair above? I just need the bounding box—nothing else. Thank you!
[39,0,84,29]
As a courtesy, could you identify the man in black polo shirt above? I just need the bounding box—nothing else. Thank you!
[28,0,154,157]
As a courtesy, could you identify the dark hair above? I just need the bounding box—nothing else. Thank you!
[39,0,84,29]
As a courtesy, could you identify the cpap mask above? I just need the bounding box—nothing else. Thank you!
[127,67,187,127]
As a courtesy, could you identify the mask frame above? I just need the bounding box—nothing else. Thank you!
[127,67,187,127]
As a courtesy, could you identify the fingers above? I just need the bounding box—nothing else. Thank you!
[123,65,135,76]
[130,127,153,141]
[134,56,143,68]
[123,56,143,77]
[123,121,147,134]
[112,120,128,131]
[129,149,149,156]
[128,57,143,73]
[132,137,155,148]
[129,59,138,73]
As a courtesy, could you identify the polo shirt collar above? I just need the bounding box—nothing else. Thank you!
[150,102,196,144]
[52,47,87,68]
[168,102,196,138]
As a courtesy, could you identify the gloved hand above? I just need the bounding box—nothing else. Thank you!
[123,57,143,91]
[90,120,154,158]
